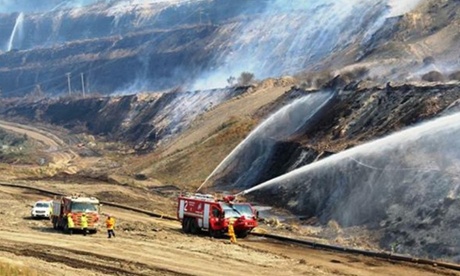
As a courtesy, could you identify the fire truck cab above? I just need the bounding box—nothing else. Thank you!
[51,195,100,234]
[177,193,258,238]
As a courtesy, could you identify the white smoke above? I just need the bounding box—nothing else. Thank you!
[0,0,99,13]
[192,0,425,90]
[387,0,424,17]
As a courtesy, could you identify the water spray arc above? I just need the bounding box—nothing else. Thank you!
[240,111,460,195]
[6,12,24,51]
[197,91,336,192]
[236,110,460,261]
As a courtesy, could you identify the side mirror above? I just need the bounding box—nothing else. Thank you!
[255,211,259,219]
[221,211,225,218]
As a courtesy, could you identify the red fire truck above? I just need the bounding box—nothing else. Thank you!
[177,193,258,238]
[51,195,101,234]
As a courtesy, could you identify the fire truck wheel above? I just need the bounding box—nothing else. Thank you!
[182,217,191,233]
[189,218,199,234]
[209,228,221,238]
[59,218,66,230]
[236,230,250,238]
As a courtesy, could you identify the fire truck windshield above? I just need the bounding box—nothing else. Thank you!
[221,203,254,218]
[71,202,97,212]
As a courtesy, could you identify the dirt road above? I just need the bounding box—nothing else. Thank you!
[0,120,78,173]
[0,184,457,276]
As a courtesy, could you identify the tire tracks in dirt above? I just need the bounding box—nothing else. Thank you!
[0,240,191,276]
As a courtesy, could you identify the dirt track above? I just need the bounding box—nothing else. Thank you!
[0,184,457,276]
[0,120,78,172]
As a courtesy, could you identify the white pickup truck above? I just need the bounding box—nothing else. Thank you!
[31,200,52,218]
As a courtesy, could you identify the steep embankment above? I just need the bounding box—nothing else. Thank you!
[0,87,247,151]
[1,0,458,96]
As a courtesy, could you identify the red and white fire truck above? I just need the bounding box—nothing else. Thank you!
[51,195,101,234]
[177,193,258,238]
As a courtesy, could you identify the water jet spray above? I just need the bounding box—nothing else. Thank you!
[197,91,337,192]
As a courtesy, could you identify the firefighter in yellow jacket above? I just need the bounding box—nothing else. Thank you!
[106,215,116,239]
[228,218,237,243]
[81,213,88,236]
[67,213,74,235]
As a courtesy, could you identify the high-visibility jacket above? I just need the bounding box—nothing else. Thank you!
[228,223,235,235]
[81,215,88,228]
[228,218,236,235]
[67,215,74,228]
[106,217,115,230]
[228,219,237,243]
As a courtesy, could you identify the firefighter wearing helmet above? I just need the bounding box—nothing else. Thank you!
[81,213,88,236]
[67,213,74,235]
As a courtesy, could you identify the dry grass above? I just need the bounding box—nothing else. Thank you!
[144,116,257,190]
[294,70,334,89]
[0,261,38,276]
[341,66,370,82]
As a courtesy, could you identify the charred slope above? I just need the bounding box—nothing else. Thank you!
[0,25,219,97]
[2,1,458,97]
[0,0,269,96]
[0,0,265,50]
[354,1,460,80]
[0,87,246,151]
